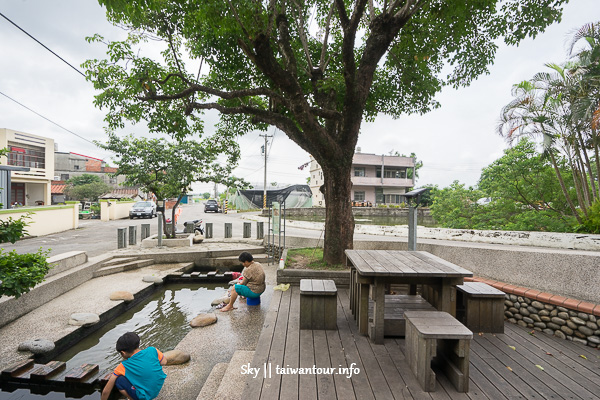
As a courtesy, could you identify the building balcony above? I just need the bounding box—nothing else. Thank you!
[351,176,414,188]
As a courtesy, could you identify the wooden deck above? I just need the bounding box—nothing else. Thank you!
[243,286,600,400]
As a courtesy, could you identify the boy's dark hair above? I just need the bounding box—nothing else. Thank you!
[116,332,140,353]
[239,252,254,263]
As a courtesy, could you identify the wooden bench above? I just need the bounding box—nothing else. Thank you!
[367,294,436,336]
[404,311,472,393]
[300,279,337,330]
[457,282,505,333]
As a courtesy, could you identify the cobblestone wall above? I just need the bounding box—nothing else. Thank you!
[504,294,600,348]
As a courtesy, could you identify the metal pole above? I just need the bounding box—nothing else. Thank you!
[408,206,417,251]
[157,212,163,247]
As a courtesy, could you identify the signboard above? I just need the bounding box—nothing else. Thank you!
[272,201,280,234]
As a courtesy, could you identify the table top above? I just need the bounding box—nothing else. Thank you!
[345,250,473,278]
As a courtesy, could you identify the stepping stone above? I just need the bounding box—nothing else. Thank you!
[110,291,134,301]
[69,313,100,327]
[143,275,163,283]
[164,350,191,365]
[18,339,55,355]
[190,313,217,328]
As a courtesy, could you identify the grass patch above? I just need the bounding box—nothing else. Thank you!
[285,247,346,270]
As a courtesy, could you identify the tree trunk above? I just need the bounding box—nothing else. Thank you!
[550,151,583,224]
[576,130,596,200]
[322,163,355,265]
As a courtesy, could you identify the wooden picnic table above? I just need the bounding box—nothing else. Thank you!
[345,250,473,344]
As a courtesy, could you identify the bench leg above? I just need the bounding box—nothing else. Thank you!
[370,279,386,344]
[358,283,369,335]
[439,339,470,392]
[406,323,437,392]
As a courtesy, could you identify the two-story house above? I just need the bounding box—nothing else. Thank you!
[0,128,54,207]
[54,152,126,186]
[309,149,415,207]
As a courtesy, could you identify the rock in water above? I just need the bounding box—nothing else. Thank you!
[164,350,191,365]
[69,313,100,326]
[110,291,134,301]
[190,313,217,327]
[18,339,55,354]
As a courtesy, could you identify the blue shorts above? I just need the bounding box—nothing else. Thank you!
[234,284,261,299]
[115,375,139,400]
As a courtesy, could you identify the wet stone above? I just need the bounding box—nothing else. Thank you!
[551,317,566,326]
[561,326,574,336]
[557,312,570,320]
[577,313,589,321]
[143,276,163,284]
[578,326,594,336]
[571,317,586,326]
[554,330,566,340]
[211,296,230,306]
[531,301,545,310]
[18,339,55,354]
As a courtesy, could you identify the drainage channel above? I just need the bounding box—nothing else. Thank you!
[0,278,231,400]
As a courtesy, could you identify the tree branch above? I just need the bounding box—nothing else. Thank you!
[290,0,314,71]
[226,0,251,39]
[334,0,349,30]
[276,12,299,78]
[319,3,335,69]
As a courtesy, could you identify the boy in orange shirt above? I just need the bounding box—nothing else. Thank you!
[101,332,167,400]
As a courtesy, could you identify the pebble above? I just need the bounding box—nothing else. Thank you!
[578,326,594,336]
[517,320,528,327]
[190,313,218,328]
[541,316,551,322]
[566,321,578,330]
[572,338,588,346]
[577,313,589,321]
[533,322,546,329]
[557,306,568,313]
[560,326,574,336]
[538,310,550,316]
[520,308,530,317]
[554,330,566,340]
[164,350,191,365]
[110,291,134,302]
[69,313,100,327]
[531,301,545,310]
[586,321,598,330]
[530,314,541,322]
[588,336,600,345]
[18,339,55,354]
[551,317,566,326]
[571,317,586,326]
[557,312,570,320]
[523,317,534,325]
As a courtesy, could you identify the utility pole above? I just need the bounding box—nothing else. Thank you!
[259,133,273,210]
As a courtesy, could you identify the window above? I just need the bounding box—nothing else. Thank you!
[384,194,402,204]
[354,167,365,177]
[376,168,382,178]
[74,165,80,170]
[7,143,45,169]
[60,174,70,181]
[109,177,117,184]
[383,168,407,179]
[354,191,365,201]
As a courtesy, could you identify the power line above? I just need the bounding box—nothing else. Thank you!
[0,90,96,146]
[0,11,86,78]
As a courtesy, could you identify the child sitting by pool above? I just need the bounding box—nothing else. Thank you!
[101,332,167,400]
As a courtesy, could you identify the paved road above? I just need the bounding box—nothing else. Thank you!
[1,203,262,257]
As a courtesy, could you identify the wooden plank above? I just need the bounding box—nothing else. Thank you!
[325,297,356,400]
[64,364,99,382]
[468,350,521,398]
[498,325,600,398]
[313,330,336,400]
[368,338,415,399]
[98,370,113,386]
[243,289,282,400]
[322,279,337,294]
[345,250,375,275]
[386,339,433,400]
[1,359,34,377]
[29,361,66,380]
[299,329,318,399]
[312,291,325,330]
[280,287,301,400]
[300,279,312,294]
[458,282,504,297]
[323,295,337,330]
[356,251,390,276]
[259,288,291,400]
[413,252,473,277]
[378,250,420,275]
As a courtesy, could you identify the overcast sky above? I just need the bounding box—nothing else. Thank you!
[0,0,597,194]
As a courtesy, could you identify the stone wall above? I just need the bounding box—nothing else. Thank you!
[504,293,600,348]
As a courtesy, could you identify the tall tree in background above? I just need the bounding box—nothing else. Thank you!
[98,134,245,237]
[86,0,567,263]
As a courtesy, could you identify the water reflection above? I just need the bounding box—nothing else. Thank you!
[55,283,227,371]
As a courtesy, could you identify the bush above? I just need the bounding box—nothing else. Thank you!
[0,248,51,298]
[577,200,600,234]
[0,214,30,244]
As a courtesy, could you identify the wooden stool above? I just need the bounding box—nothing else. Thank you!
[457,282,505,333]
[300,279,337,330]
[405,311,472,392]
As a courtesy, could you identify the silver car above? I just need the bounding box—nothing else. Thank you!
[129,201,157,219]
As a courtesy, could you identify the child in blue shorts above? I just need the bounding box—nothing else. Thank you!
[101,332,167,400]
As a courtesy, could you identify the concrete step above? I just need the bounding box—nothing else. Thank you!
[197,253,270,269]
[214,350,254,400]
[93,259,154,278]
[100,257,136,268]
[196,363,228,400]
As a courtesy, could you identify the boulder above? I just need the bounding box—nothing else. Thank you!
[18,339,55,355]
[190,313,217,328]
[143,276,164,284]
[164,350,191,365]
[110,291,134,302]
[211,296,231,306]
[193,233,204,244]
[69,313,100,327]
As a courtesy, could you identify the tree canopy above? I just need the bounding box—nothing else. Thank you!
[86,0,569,263]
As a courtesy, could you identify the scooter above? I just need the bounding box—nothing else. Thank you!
[183,219,204,235]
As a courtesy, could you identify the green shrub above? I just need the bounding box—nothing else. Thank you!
[0,214,31,244]
[0,248,51,298]
[577,200,600,234]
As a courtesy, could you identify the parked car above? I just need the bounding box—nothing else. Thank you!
[129,201,157,219]
[204,199,220,213]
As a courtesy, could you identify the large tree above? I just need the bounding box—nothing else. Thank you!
[86,0,567,263]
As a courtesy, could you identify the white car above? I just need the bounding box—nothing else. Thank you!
[129,201,157,219]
